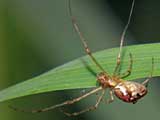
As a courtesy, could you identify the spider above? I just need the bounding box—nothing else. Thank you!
[10,0,154,117]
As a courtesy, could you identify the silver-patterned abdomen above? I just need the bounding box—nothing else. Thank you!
[113,81,147,104]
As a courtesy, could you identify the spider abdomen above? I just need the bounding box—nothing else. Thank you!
[113,81,147,103]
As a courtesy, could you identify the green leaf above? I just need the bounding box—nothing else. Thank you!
[0,43,160,103]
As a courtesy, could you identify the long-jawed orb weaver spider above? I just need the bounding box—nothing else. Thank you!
[10,0,154,117]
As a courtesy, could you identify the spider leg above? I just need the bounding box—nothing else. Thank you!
[103,90,114,104]
[142,57,154,87]
[9,87,103,113]
[68,0,107,73]
[62,89,105,117]
[120,53,133,78]
[113,0,135,75]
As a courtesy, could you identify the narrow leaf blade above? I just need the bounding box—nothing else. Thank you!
[0,43,159,103]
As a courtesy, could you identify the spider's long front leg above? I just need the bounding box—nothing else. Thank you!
[113,0,135,75]
[62,89,105,117]
[68,0,107,73]
[9,87,103,113]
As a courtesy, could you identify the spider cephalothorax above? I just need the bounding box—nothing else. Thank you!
[97,72,118,88]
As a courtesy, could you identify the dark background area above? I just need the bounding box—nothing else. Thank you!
[0,0,160,120]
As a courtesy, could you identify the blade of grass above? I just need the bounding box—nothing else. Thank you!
[0,43,160,103]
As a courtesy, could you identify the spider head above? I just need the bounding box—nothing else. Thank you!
[113,81,147,104]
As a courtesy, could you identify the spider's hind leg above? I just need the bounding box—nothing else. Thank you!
[10,87,103,113]
[61,89,105,117]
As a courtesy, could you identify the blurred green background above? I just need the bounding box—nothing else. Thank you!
[0,0,160,120]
